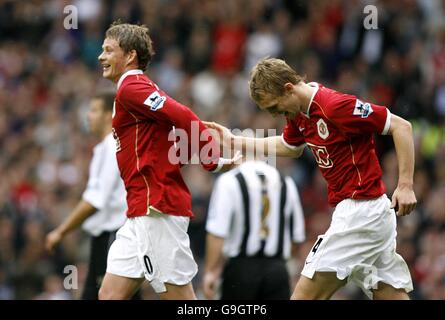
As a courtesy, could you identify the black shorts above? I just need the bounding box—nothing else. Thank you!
[221,257,290,300]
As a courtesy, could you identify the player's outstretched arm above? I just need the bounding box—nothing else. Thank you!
[45,200,97,253]
[387,114,417,216]
[203,121,305,158]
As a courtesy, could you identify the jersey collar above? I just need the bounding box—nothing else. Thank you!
[117,69,144,89]
[304,82,319,118]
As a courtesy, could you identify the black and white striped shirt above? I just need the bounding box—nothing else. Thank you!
[206,161,305,259]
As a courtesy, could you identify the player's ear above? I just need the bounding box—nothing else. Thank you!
[284,83,294,94]
[126,49,138,67]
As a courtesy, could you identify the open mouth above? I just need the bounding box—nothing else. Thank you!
[102,64,111,71]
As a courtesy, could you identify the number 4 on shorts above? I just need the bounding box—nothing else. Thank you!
[143,255,153,275]
[311,237,323,254]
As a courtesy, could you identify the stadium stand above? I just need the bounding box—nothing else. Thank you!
[0,0,444,299]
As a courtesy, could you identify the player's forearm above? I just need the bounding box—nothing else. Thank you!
[234,135,303,158]
[389,116,415,187]
[57,200,97,236]
[204,233,225,273]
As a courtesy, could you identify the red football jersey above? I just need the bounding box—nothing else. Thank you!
[113,70,219,218]
[283,83,391,206]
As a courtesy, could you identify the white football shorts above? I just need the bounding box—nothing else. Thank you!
[301,194,413,299]
[106,208,198,293]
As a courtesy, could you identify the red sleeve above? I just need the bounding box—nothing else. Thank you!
[282,118,305,148]
[324,92,391,136]
[118,80,219,171]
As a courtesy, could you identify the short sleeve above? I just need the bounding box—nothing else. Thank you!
[282,118,305,149]
[205,174,235,238]
[325,92,391,136]
[82,139,121,210]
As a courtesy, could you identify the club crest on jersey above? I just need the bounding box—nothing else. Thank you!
[353,99,373,118]
[144,91,166,111]
[317,119,329,140]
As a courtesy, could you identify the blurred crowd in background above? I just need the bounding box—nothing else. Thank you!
[0,0,445,300]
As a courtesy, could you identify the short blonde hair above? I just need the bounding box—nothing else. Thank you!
[106,21,155,71]
[249,58,304,102]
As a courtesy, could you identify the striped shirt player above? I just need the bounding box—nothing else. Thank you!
[204,160,305,300]
[106,69,226,295]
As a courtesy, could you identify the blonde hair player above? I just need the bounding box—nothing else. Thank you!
[206,58,416,300]
[97,22,240,300]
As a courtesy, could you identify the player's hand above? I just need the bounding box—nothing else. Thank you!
[203,121,235,150]
[203,271,219,300]
[391,184,417,216]
[219,151,243,172]
[45,229,63,253]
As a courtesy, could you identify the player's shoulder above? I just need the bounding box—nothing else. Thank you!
[238,161,280,181]
[313,83,357,116]
[94,133,118,157]
[313,82,347,103]
[240,160,278,175]
[321,83,356,102]
[91,133,114,158]
[215,167,242,187]
[217,169,237,181]
[116,71,157,98]
[103,133,117,150]
[119,74,152,91]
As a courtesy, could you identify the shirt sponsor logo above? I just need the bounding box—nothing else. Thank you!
[316,118,329,140]
[144,91,166,111]
[307,142,333,168]
[353,99,373,118]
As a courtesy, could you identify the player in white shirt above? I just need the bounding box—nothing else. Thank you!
[45,91,128,299]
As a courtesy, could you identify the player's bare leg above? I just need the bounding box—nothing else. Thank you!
[99,273,144,300]
[159,282,197,300]
[372,282,410,300]
[291,272,346,300]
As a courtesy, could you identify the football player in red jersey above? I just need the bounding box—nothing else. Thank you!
[97,22,240,300]
[206,58,417,300]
